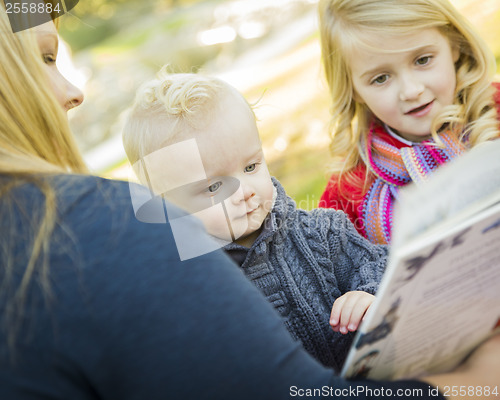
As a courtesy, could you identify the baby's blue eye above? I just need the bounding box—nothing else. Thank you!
[208,181,222,193]
[245,163,256,172]
[416,56,431,66]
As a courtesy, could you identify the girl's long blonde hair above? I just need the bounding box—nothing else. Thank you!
[318,0,499,185]
[0,7,87,351]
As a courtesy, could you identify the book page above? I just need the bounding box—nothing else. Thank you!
[342,201,500,380]
[342,139,500,380]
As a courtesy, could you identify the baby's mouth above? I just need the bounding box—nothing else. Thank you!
[246,205,259,215]
[233,204,259,219]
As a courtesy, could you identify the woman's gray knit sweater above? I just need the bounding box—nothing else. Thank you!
[224,178,388,372]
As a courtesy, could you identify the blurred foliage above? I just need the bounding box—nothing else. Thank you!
[458,0,500,74]
[63,0,500,210]
[60,0,218,51]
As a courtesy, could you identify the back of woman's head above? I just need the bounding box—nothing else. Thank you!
[0,8,86,175]
[319,0,498,172]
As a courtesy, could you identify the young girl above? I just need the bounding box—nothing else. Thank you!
[318,0,500,244]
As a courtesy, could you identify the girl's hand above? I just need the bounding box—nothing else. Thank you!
[330,291,375,334]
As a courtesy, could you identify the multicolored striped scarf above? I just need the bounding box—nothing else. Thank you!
[361,122,466,244]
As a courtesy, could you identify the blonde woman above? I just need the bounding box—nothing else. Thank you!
[318,0,500,244]
[1,7,499,400]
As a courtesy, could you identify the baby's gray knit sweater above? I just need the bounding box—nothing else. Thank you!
[224,178,388,372]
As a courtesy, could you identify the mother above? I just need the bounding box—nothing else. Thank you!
[0,8,499,400]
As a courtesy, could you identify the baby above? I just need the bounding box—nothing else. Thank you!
[122,70,387,370]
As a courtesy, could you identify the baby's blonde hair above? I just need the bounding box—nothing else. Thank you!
[123,69,243,173]
[319,0,499,181]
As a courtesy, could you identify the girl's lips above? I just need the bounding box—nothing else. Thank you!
[405,100,434,117]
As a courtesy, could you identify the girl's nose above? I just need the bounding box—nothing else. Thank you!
[399,74,424,101]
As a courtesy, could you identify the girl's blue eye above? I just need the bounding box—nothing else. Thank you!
[416,56,431,66]
[245,163,256,172]
[208,181,222,193]
[372,75,388,85]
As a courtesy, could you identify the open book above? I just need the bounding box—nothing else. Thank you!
[341,140,500,380]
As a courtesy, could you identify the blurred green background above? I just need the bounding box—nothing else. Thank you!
[59,0,500,210]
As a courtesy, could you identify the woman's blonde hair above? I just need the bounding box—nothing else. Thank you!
[318,0,498,182]
[0,11,86,174]
[0,7,87,352]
